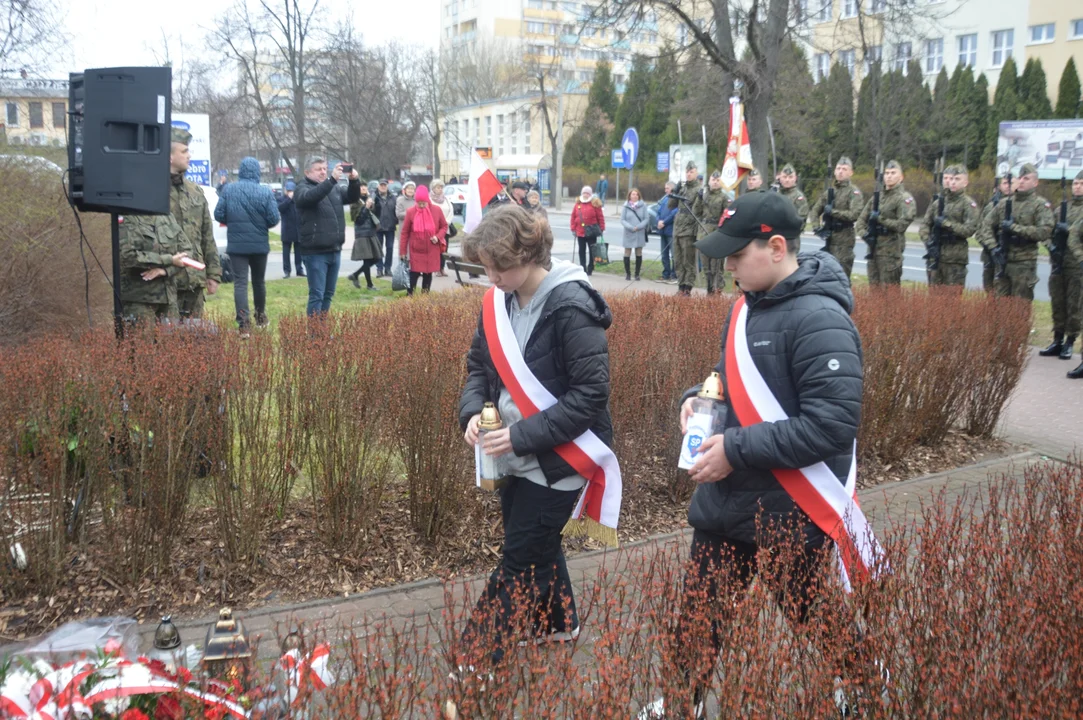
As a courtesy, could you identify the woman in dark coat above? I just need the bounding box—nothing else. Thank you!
[347,185,382,290]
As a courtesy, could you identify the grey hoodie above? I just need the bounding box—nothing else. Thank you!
[498,259,591,491]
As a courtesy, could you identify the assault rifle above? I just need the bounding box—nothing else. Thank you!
[1051,169,1069,276]
[993,171,1013,280]
[863,161,884,259]
[813,155,834,254]
[923,157,946,271]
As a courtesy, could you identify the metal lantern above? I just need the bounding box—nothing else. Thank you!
[202,607,252,689]
[147,615,184,673]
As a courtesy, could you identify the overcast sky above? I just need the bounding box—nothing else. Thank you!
[52,0,438,77]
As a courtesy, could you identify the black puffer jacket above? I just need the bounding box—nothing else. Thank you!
[685,251,863,545]
[459,281,614,485]
[293,176,361,255]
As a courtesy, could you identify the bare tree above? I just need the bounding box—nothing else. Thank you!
[211,0,325,174]
[308,28,425,178]
[0,0,66,77]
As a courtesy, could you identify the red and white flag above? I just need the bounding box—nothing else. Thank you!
[724,295,886,591]
[720,97,753,192]
[278,643,335,705]
[482,287,622,546]
[464,151,505,233]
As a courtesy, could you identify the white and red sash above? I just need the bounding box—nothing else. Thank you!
[481,286,622,547]
[724,295,885,591]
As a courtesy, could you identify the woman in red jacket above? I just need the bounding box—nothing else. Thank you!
[570,186,605,276]
[399,185,449,295]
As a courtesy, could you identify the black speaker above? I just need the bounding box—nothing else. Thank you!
[68,67,172,215]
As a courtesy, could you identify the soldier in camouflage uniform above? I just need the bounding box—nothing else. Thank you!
[693,170,729,294]
[918,165,980,288]
[744,167,764,193]
[777,164,809,249]
[1041,169,1083,362]
[672,161,703,296]
[119,213,189,323]
[1067,190,1083,378]
[809,156,863,279]
[982,163,1055,301]
[855,160,917,286]
[169,128,222,319]
[975,175,1012,293]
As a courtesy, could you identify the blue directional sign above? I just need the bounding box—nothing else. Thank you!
[657,152,669,173]
[621,127,639,168]
[611,149,625,169]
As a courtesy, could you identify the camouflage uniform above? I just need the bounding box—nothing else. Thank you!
[975,194,1005,292]
[672,175,702,291]
[778,185,809,230]
[855,180,917,286]
[1049,192,1083,338]
[692,183,729,294]
[169,128,222,319]
[119,214,185,322]
[984,184,1056,301]
[809,178,863,278]
[918,179,980,288]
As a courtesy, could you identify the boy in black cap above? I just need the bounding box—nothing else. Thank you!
[640,191,867,718]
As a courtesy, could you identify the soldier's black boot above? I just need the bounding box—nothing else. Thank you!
[1060,335,1076,360]
[624,257,632,280]
[1038,332,1064,357]
[1068,360,1083,380]
[634,256,642,281]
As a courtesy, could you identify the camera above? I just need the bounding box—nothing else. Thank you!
[340,164,353,175]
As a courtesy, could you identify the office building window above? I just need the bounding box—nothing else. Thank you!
[5,102,17,126]
[526,21,545,33]
[925,38,943,73]
[842,0,858,19]
[991,29,1013,67]
[29,101,43,129]
[814,0,832,23]
[1029,23,1054,44]
[815,52,831,82]
[840,49,856,75]
[52,102,65,128]
[863,45,882,74]
[894,42,912,72]
[958,34,977,67]
[1070,19,1083,39]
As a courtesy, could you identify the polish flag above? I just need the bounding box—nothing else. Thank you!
[720,96,753,192]
[464,150,504,233]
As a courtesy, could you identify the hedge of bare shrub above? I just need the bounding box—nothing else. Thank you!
[0,287,1030,601]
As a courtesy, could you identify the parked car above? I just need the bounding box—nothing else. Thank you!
[443,184,468,217]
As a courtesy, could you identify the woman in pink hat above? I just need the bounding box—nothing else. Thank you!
[399,185,449,295]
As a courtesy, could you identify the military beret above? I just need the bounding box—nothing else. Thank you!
[836,156,853,168]
[171,127,192,146]
[781,163,796,174]
[1075,170,1083,181]
[885,160,902,171]
[1019,162,1038,176]
[686,160,698,171]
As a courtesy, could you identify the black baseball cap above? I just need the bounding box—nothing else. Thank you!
[695,191,803,259]
[512,181,529,191]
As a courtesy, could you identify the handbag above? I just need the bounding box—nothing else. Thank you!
[392,256,410,291]
[584,223,602,237]
[447,222,458,239]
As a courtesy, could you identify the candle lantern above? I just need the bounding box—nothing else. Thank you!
[475,402,507,491]
[678,372,728,470]
[148,615,184,673]
[202,607,252,690]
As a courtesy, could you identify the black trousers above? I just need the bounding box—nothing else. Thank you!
[461,476,580,664]
[407,271,432,295]
[577,235,596,275]
[672,529,829,702]
[230,252,267,329]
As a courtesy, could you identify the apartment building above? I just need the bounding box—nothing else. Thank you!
[0,78,70,147]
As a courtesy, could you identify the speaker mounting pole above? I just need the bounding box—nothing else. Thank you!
[111,213,124,339]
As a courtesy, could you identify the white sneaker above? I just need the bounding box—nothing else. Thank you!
[448,664,493,688]
[518,624,581,647]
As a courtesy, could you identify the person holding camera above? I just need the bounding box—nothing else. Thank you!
[294,156,362,316]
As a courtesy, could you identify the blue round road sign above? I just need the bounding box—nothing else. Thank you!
[621,128,639,168]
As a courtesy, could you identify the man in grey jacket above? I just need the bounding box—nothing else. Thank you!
[641,192,865,718]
